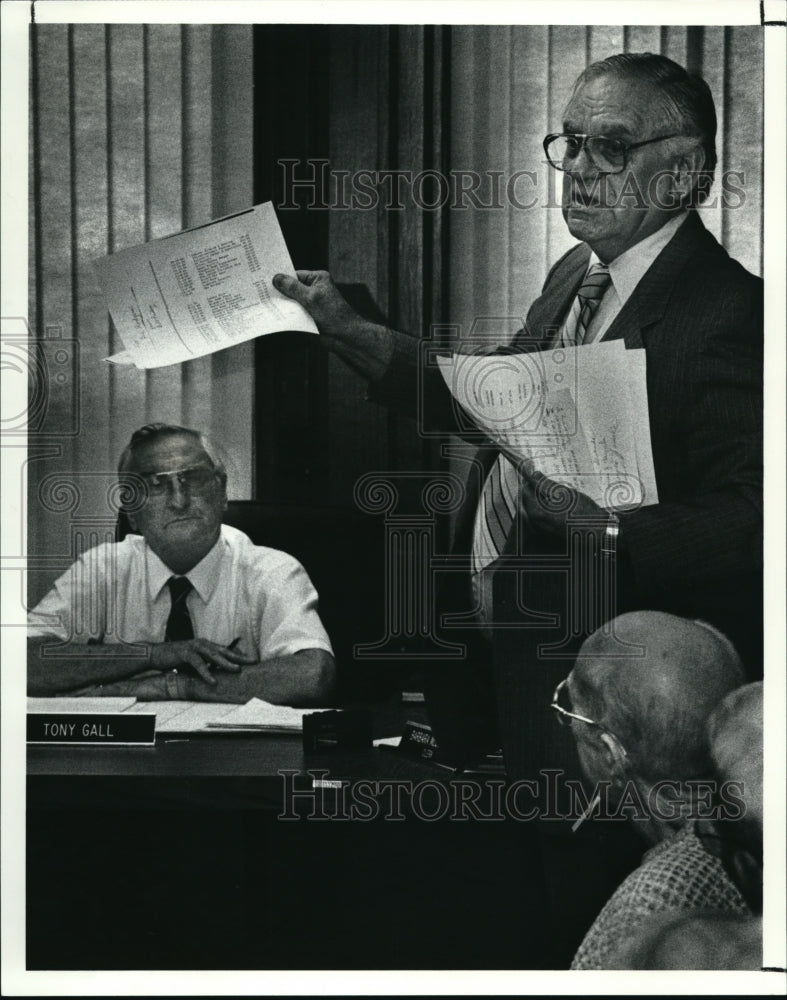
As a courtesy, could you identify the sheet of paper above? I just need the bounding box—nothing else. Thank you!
[623,349,659,506]
[27,696,138,713]
[205,697,310,731]
[126,701,239,733]
[437,342,658,510]
[94,202,318,369]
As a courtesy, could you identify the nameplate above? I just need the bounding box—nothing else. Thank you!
[396,721,458,770]
[27,712,156,745]
[398,721,440,761]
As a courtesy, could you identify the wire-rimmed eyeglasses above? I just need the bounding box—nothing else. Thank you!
[543,132,682,174]
[139,466,219,498]
[550,677,628,759]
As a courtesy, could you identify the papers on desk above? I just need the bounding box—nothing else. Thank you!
[206,698,309,733]
[27,697,137,713]
[125,700,238,732]
[94,201,318,369]
[127,698,307,734]
[436,341,658,510]
[28,697,309,735]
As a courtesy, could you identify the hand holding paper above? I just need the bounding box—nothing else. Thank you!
[437,342,658,512]
[94,202,317,369]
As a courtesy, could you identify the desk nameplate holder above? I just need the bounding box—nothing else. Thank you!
[392,720,457,771]
[27,712,156,746]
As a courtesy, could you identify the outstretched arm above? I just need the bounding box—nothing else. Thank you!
[274,269,473,433]
[274,270,396,382]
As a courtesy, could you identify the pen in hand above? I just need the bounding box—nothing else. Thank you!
[227,637,242,652]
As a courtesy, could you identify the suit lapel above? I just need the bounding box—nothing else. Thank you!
[514,245,590,351]
[601,212,711,349]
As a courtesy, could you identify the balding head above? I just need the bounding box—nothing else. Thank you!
[569,612,745,783]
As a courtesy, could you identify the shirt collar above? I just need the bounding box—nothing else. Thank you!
[145,527,226,603]
[589,212,689,307]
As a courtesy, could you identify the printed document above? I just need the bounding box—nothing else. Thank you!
[437,342,658,510]
[94,202,317,369]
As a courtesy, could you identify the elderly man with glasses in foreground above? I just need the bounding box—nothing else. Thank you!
[557,611,752,970]
[27,423,336,704]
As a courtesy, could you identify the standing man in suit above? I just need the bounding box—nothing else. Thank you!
[273,51,762,953]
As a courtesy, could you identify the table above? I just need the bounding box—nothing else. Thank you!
[28,719,561,970]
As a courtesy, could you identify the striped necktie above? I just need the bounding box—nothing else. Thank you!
[472,453,520,575]
[472,264,611,579]
[165,576,194,641]
[562,262,612,346]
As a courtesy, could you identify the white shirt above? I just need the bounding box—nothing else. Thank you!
[570,211,689,343]
[28,524,333,660]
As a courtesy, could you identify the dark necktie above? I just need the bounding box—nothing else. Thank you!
[165,576,194,641]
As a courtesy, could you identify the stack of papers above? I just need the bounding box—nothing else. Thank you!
[437,341,658,510]
[126,698,308,734]
[205,698,309,732]
[94,201,317,369]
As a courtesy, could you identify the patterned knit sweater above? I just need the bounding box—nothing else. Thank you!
[571,824,750,970]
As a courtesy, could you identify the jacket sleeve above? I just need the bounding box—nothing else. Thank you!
[616,276,763,598]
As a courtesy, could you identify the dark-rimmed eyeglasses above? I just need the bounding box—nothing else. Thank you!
[543,132,682,174]
[140,466,219,497]
[550,678,628,758]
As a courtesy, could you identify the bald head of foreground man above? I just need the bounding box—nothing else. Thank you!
[560,611,746,843]
[564,613,752,970]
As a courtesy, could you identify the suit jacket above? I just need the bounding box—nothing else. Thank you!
[373,212,763,774]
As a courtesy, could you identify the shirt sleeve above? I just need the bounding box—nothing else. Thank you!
[27,545,109,643]
[252,552,334,660]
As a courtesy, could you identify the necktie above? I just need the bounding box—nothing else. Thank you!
[562,263,612,346]
[472,453,520,575]
[472,265,611,580]
[165,576,194,641]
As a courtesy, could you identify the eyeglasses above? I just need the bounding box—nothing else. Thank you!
[550,678,628,758]
[543,132,682,174]
[139,466,219,497]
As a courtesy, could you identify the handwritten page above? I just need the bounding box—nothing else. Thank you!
[94,202,318,369]
[623,349,659,506]
[437,342,658,511]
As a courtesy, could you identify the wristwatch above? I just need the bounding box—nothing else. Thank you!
[601,511,620,557]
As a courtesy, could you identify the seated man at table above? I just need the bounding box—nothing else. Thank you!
[27,423,336,705]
